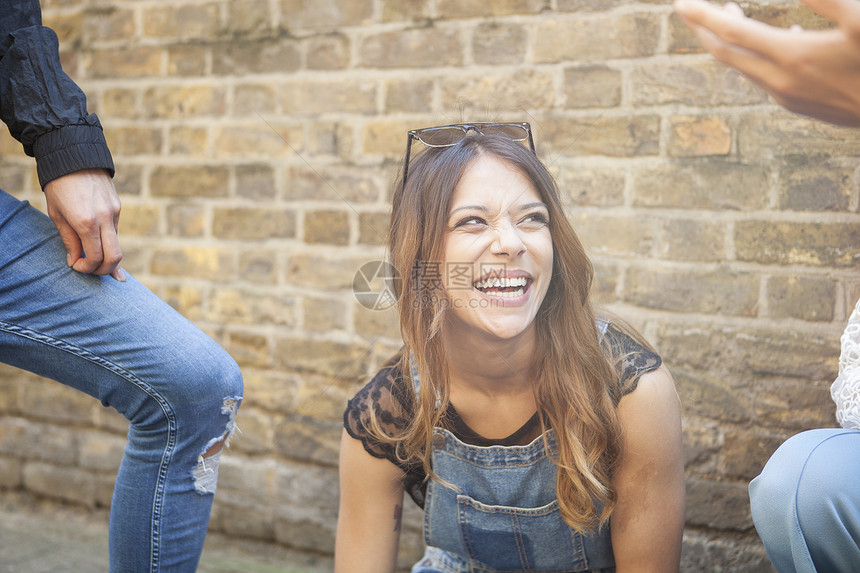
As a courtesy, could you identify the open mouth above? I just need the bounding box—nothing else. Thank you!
[473,276,531,298]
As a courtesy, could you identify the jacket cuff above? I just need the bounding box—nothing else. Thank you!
[32,121,115,188]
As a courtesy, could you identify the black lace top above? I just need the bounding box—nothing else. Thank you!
[343,323,662,507]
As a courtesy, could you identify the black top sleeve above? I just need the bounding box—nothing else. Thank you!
[0,0,114,188]
[343,323,663,507]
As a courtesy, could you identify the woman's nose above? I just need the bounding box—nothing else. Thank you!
[490,222,526,257]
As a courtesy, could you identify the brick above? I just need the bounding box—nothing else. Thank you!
[722,429,787,481]
[81,6,134,42]
[158,285,205,321]
[105,126,162,156]
[0,418,77,464]
[24,462,97,507]
[285,253,371,290]
[307,122,355,159]
[0,456,22,487]
[681,532,774,572]
[304,210,350,245]
[209,288,298,327]
[150,247,233,280]
[274,416,340,466]
[274,463,339,513]
[21,380,93,424]
[43,11,83,45]
[632,160,769,210]
[306,34,350,70]
[226,0,273,35]
[539,114,660,157]
[224,331,270,369]
[557,165,624,207]
[150,165,229,198]
[767,275,836,322]
[472,22,528,66]
[754,377,836,430]
[238,250,279,285]
[168,126,208,158]
[591,260,619,306]
[143,4,222,40]
[119,203,160,237]
[667,116,732,157]
[534,14,660,63]
[440,69,555,111]
[674,369,752,423]
[213,207,296,240]
[630,61,767,106]
[280,0,373,28]
[569,213,655,257]
[231,408,275,455]
[682,424,720,473]
[236,164,276,201]
[240,371,300,412]
[655,323,839,380]
[167,45,209,77]
[233,84,278,116]
[143,85,227,119]
[563,66,621,109]
[735,221,860,267]
[738,113,860,159]
[88,46,163,79]
[359,28,463,69]
[685,477,753,531]
[656,218,727,262]
[166,204,205,237]
[668,12,704,54]
[361,119,415,157]
[557,0,624,10]
[78,431,125,472]
[113,165,143,196]
[303,297,349,332]
[381,0,431,22]
[357,211,389,245]
[384,79,434,113]
[280,79,378,116]
[212,38,301,76]
[746,4,834,30]
[624,267,759,316]
[354,303,400,340]
[778,159,853,212]
[273,337,373,377]
[102,88,138,119]
[438,0,545,18]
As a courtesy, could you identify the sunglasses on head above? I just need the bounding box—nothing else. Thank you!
[401,122,536,192]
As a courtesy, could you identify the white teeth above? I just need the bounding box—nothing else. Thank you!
[475,277,528,296]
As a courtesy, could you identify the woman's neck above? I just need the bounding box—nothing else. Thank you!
[441,324,537,395]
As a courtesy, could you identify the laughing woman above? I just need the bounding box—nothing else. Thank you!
[336,124,684,573]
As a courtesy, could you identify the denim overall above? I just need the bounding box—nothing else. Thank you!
[411,322,616,573]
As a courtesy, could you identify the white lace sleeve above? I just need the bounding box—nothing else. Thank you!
[831,298,860,430]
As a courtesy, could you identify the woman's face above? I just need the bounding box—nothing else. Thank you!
[439,154,553,342]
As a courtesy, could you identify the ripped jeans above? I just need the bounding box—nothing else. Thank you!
[0,190,243,572]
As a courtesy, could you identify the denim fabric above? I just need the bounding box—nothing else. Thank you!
[0,190,243,572]
[750,428,860,573]
[416,428,615,573]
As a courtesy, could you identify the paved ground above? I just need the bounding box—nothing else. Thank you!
[0,494,332,573]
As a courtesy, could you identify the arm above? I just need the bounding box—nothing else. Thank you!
[0,0,123,277]
[673,0,860,128]
[611,365,685,573]
[335,429,406,573]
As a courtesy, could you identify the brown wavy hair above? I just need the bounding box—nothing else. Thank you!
[372,133,628,532]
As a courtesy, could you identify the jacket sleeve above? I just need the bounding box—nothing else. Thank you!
[0,0,114,188]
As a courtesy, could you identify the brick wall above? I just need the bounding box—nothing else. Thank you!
[1,0,858,570]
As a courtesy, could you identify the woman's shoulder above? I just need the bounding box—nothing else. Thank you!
[602,321,662,398]
[342,352,414,459]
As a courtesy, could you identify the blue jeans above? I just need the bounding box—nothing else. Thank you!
[750,428,860,573]
[0,189,243,572]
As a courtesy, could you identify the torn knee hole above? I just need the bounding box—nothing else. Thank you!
[191,395,243,495]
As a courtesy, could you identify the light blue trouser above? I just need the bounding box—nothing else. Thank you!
[0,189,244,572]
[750,428,860,573]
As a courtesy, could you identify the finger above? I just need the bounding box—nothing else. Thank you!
[110,266,127,282]
[71,221,105,275]
[675,0,798,57]
[51,214,85,268]
[96,223,124,277]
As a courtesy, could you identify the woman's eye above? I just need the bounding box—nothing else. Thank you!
[521,212,549,225]
[453,216,486,228]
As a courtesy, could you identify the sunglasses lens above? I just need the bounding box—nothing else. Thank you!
[416,127,468,147]
[480,124,529,141]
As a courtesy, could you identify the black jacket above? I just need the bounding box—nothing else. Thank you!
[0,0,114,188]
